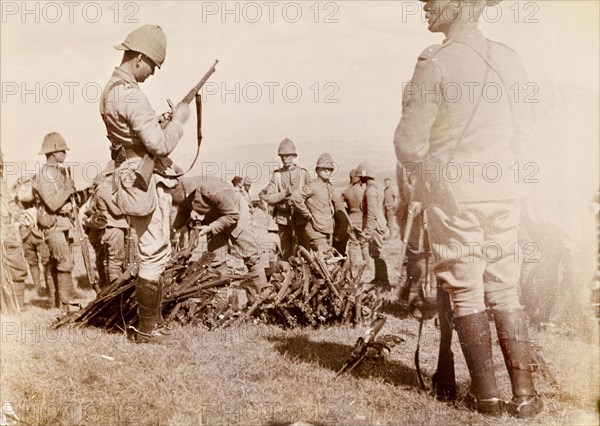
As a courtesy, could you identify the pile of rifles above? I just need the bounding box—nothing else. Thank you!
[54,236,384,332]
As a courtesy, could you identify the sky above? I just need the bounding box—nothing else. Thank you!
[1,0,598,203]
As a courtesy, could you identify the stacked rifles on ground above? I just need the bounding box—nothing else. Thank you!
[54,242,383,331]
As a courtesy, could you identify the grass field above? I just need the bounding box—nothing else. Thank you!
[1,241,598,426]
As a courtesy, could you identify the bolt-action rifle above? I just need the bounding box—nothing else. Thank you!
[135,60,219,190]
[335,316,387,379]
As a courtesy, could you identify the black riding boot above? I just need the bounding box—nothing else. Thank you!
[135,277,170,344]
[454,311,505,416]
[494,310,543,418]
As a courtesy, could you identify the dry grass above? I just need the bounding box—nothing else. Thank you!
[1,241,598,425]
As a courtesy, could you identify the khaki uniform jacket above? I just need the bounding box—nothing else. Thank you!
[342,182,364,230]
[192,182,244,237]
[290,179,345,234]
[262,164,310,227]
[100,67,183,158]
[394,29,530,205]
[34,161,75,231]
[94,175,129,229]
[362,182,386,238]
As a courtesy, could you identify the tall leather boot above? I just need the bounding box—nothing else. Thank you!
[13,280,25,310]
[56,272,74,314]
[494,310,543,418]
[30,266,43,297]
[454,311,504,416]
[135,277,171,344]
[45,266,59,308]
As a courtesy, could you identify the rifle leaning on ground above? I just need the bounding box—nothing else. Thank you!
[135,60,219,189]
[335,316,400,379]
[67,168,100,294]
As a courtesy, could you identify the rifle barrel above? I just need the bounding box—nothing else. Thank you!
[181,60,219,105]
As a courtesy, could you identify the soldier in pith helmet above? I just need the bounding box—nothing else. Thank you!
[261,138,311,260]
[101,25,190,343]
[396,0,541,417]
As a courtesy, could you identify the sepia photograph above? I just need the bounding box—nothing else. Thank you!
[1,1,598,424]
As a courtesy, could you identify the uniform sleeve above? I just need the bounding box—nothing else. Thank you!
[394,56,443,164]
[121,85,184,157]
[203,189,240,235]
[262,172,287,205]
[289,185,312,219]
[36,168,74,212]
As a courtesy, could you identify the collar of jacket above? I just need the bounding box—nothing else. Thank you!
[444,27,483,44]
[111,67,137,85]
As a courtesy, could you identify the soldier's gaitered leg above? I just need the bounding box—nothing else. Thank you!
[103,227,126,283]
[494,310,543,418]
[369,229,389,286]
[347,229,362,276]
[44,264,58,307]
[428,205,502,413]
[23,234,42,295]
[454,311,504,416]
[129,186,173,342]
[480,203,542,417]
[45,230,74,312]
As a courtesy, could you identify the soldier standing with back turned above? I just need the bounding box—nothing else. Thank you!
[342,168,371,276]
[394,0,541,417]
[100,25,190,343]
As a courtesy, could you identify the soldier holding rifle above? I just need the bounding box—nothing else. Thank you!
[100,25,190,343]
[394,0,541,417]
[32,133,80,312]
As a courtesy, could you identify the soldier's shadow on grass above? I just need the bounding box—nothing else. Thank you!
[268,334,423,390]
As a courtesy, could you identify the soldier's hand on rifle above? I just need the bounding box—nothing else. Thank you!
[171,102,190,124]
[197,225,212,237]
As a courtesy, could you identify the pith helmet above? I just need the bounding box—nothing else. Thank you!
[356,161,376,180]
[243,177,252,185]
[39,132,69,155]
[277,138,297,156]
[114,25,167,68]
[316,153,334,169]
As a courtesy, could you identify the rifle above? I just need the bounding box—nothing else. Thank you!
[335,316,386,379]
[68,182,100,294]
[135,60,219,189]
[399,201,422,267]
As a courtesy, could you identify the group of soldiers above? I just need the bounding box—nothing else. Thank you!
[4,0,580,419]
